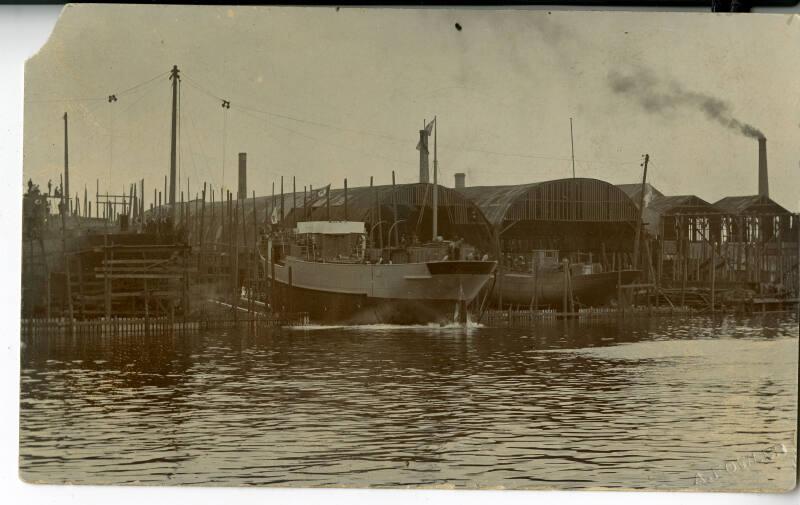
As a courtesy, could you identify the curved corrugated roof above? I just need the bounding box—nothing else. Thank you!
[295,183,489,224]
[154,182,494,249]
[458,184,536,226]
[459,177,639,226]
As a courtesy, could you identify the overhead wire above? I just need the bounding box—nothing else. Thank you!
[236,106,417,170]
[183,93,213,184]
[116,70,171,98]
[183,71,640,168]
[32,67,647,202]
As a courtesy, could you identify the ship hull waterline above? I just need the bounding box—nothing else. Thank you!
[267,259,497,325]
[497,269,642,309]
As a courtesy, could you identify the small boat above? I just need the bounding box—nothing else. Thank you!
[263,220,497,324]
[496,250,640,309]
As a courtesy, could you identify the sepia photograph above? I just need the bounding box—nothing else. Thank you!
[16,4,799,494]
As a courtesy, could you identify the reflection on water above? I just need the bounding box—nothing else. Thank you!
[20,313,798,490]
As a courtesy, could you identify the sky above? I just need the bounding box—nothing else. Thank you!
[22,5,800,211]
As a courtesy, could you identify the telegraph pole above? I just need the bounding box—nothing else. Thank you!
[633,154,649,269]
[432,116,438,241]
[169,65,180,225]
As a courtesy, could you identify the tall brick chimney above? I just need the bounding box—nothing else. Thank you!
[454,172,466,189]
[238,152,247,199]
[758,137,768,197]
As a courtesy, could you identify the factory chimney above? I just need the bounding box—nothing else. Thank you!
[454,172,466,189]
[238,152,247,199]
[757,137,768,198]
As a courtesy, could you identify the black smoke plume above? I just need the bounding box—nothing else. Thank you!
[608,67,764,139]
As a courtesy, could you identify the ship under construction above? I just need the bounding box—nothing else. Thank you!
[20,65,800,333]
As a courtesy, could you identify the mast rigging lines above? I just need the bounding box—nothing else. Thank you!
[31,67,645,199]
[179,70,640,169]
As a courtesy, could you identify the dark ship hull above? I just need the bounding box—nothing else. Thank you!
[269,258,496,324]
[499,269,641,309]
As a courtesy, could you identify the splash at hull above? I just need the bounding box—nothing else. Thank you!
[269,259,496,324]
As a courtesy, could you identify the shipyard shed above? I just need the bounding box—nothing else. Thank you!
[640,195,723,287]
[168,183,493,249]
[713,195,797,243]
[616,182,665,236]
[286,183,495,253]
[648,195,721,241]
[712,194,798,289]
[615,182,665,204]
[459,178,640,266]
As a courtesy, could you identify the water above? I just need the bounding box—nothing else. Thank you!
[19,313,798,491]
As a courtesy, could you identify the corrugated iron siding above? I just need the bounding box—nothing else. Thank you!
[462,178,638,225]
[302,183,483,226]
[166,183,492,248]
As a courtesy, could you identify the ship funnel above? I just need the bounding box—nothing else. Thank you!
[419,130,430,183]
[757,137,768,198]
[238,152,247,199]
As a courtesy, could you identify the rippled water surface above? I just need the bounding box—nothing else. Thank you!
[20,313,798,490]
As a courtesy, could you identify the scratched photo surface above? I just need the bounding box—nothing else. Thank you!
[20,5,798,491]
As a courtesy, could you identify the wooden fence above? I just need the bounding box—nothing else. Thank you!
[20,312,310,338]
[482,305,694,326]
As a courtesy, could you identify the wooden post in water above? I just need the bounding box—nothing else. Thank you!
[681,256,688,308]
[391,171,399,247]
[658,218,665,303]
[562,258,569,314]
[199,183,206,281]
[270,252,276,315]
[233,192,239,325]
[252,190,258,323]
[344,178,348,221]
[64,254,74,336]
[240,195,248,253]
[288,266,293,316]
[144,278,150,337]
[292,176,296,228]
[63,113,70,220]
[238,197,249,323]
[532,257,539,310]
[680,215,687,306]
[164,175,168,220]
[710,240,716,313]
[104,234,112,326]
[373,176,383,250]
[303,185,308,220]
[180,191,184,231]
[496,224,503,310]
[644,238,654,310]
[76,254,85,319]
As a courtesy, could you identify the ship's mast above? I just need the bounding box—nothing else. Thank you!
[168,65,180,225]
[432,116,438,241]
[63,112,69,216]
[570,117,576,179]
